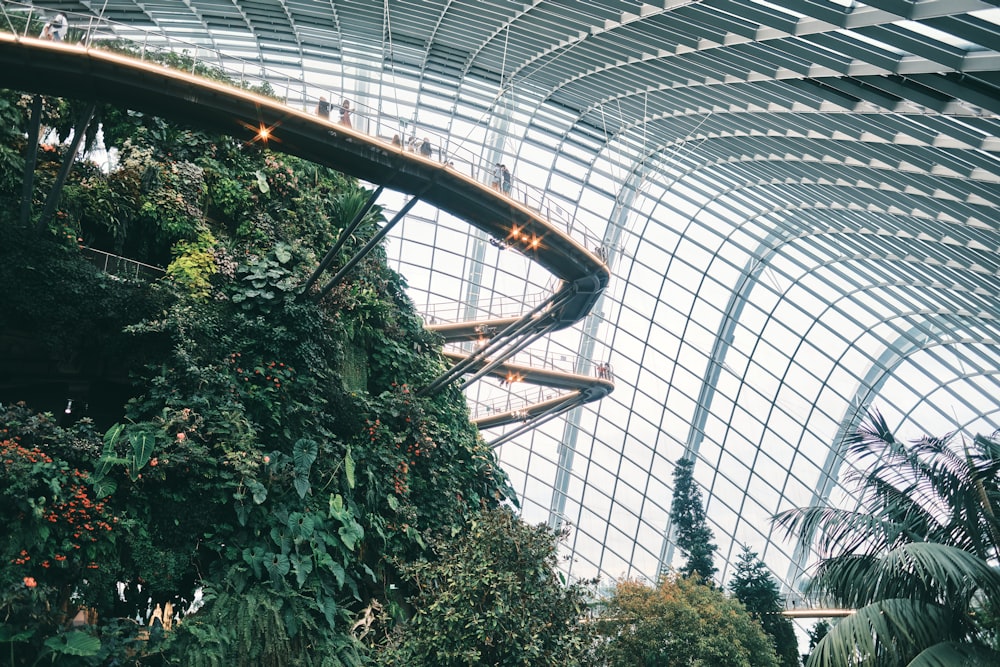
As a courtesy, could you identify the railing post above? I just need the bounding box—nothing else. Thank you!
[24,6,34,38]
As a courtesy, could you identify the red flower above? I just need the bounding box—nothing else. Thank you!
[23,577,36,588]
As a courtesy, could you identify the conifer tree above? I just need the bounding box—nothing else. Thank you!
[729,545,801,667]
[668,456,718,581]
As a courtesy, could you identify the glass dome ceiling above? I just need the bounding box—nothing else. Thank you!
[21,0,1000,596]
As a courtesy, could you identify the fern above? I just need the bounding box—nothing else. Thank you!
[174,583,367,666]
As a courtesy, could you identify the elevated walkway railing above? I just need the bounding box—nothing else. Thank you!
[0,1,608,257]
[81,247,164,280]
[424,290,554,324]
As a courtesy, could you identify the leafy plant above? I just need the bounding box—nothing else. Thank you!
[378,508,597,667]
[775,409,1000,666]
[597,573,780,667]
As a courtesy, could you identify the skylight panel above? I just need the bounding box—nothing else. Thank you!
[895,19,977,51]
[836,28,907,56]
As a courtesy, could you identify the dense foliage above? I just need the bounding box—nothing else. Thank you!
[775,409,1000,666]
[596,574,780,667]
[668,457,718,582]
[728,546,800,667]
[377,507,598,666]
[0,78,524,664]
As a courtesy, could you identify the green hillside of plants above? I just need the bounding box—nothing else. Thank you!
[0,81,595,665]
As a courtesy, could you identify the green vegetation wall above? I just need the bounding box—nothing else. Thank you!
[0,85,520,665]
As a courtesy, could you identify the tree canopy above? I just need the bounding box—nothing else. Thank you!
[597,573,780,667]
[378,507,597,667]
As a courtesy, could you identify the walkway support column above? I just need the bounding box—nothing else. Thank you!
[36,103,96,233]
[19,94,42,228]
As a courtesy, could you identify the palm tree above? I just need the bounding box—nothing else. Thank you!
[774,409,1000,666]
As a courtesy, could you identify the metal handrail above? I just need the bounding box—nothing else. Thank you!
[80,246,165,280]
[0,1,608,258]
[0,5,614,428]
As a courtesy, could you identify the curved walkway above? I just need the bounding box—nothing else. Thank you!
[0,32,613,432]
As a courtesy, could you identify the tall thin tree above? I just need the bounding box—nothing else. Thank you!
[729,545,800,667]
[668,456,718,582]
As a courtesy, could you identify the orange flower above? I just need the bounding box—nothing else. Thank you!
[23,577,36,588]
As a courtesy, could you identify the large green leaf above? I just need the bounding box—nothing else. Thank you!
[44,631,101,656]
[293,439,318,471]
[274,244,292,264]
[264,552,290,585]
[95,423,125,479]
[0,625,34,643]
[294,473,310,500]
[290,553,314,588]
[254,169,269,193]
[339,523,364,552]
[129,429,156,479]
[288,512,315,542]
[909,641,1000,667]
[345,447,356,489]
[243,546,265,578]
[93,478,117,499]
[293,439,318,498]
[329,494,364,551]
[247,479,268,505]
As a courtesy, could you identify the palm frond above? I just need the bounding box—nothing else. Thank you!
[805,554,881,607]
[907,641,1000,667]
[841,414,1000,559]
[852,476,942,545]
[775,505,919,558]
[807,543,1000,609]
[807,599,962,667]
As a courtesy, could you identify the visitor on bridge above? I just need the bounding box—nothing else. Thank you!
[51,13,68,41]
[501,164,512,195]
[339,99,352,128]
[316,96,331,119]
[391,134,402,147]
[491,163,502,191]
[419,137,433,158]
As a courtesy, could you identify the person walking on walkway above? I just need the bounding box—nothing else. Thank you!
[339,99,352,128]
[491,162,502,191]
[50,13,68,41]
[316,96,331,119]
[419,137,433,158]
